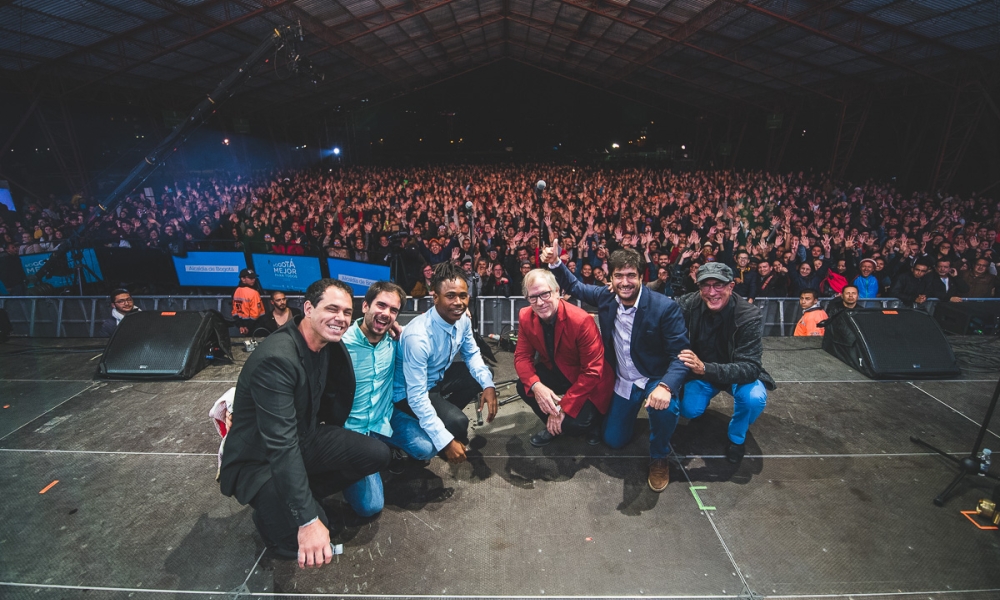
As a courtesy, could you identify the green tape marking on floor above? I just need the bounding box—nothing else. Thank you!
[689,486,716,511]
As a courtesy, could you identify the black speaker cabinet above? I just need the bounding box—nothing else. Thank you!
[100,310,230,379]
[822,308,960,379]
[934,301,1000,335]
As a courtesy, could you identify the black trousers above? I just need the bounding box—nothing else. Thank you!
[397,361,483,445]
[516,362,600,436]
[248,424,390,556]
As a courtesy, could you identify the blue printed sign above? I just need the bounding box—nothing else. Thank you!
[172,251,247,287]
[20,249,104,288]
[326,257,391,296]
[252,254,322,293]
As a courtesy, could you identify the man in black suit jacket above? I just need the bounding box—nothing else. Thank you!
[220,278,390,569]
[542,241,690,493]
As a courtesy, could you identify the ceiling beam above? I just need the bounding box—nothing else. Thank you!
[557,0,841,104]
[61,0,300,96]
[724,0,953,88]
[506,11,768,111]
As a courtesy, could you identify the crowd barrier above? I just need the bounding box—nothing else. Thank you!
[2,295,998,339]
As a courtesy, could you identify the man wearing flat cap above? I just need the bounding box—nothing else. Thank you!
[674,262,775,464]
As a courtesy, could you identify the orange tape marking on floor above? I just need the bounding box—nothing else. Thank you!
[961,510,998,530]
[39,480,59,494]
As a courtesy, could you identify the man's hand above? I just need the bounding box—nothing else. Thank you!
[530,381,561,416]
[546,411,565,436]
[950,296,963,302]
[542,238,561,267]
[297,520,332,569]
[443,439,467,464]
[645,383,672,410]
[679,349,706,375]
[915,294,927,304]
[480,387,498,423]
[388,321,404,341]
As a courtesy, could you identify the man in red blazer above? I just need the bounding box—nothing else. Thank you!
[514,269,614,446]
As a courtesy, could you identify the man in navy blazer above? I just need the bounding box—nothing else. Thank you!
[542,241,690,492]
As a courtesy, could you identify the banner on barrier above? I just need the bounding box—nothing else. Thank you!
[20,249,104,288]
[172,251,247,287]
[252,254,322,292]
[326,257,391,295]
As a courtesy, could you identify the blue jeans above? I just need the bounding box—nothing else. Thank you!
[602,380,680,460]
[343,408,436,517]
[679,379,767,445]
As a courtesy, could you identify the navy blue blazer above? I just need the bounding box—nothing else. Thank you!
[550,262,690,394]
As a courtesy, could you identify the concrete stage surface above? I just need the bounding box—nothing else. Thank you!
[1,335,999,599]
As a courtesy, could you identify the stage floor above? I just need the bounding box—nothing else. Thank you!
[1,336,999,599]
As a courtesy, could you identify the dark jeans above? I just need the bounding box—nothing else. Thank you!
[516,362,600,436]
[248,424,390,556]
[397,361,484,445]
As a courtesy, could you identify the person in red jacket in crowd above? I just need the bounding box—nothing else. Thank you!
[514,268,614,447]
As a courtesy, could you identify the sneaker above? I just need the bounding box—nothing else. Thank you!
[388,448,408,474]
[530,429,555,447]
[725,441,746,464]
[648,459,670,492]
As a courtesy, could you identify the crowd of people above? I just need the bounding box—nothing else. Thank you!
[1,165,998,301]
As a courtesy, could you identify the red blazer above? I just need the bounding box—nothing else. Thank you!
[514,301,614,417]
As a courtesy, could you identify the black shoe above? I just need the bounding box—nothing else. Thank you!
[530,429,555,447]
[725,441,746,464]
[388,448,408,474]
[586,427,602,446]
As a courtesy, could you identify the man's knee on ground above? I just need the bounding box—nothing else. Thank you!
[354,502,383,518]
[602,429,631,449]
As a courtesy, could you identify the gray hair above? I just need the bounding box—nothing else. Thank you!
[521,268,559,297]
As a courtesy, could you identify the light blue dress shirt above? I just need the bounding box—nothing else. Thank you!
[343,320,396,438]
[393,307,494,451]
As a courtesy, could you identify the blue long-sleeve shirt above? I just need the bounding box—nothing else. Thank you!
[393,308,494,451]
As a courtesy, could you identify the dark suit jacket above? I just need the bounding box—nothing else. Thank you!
[514,300,614,417]
[550,261,690,394]
[219,318,355,527]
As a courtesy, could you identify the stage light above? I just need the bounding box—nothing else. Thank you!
[681,144,686,150]
[333,147,341,156]
[223,138,230,146]
[611,143,620,149]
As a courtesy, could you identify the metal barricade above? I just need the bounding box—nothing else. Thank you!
[1,295,997,338]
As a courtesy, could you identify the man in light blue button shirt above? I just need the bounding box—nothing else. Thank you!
[394,262,498,463]
[341,282,436,517]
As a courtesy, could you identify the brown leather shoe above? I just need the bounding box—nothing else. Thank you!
[648,458,670,492]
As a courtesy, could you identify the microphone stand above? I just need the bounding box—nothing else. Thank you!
[911,372,1000,506]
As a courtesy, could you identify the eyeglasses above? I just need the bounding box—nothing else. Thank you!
[114,297,134,305]
[527,290,554,304]
[698,281,730,292]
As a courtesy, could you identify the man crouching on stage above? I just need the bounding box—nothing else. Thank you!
[514,268,614,447]
[219,278,390,568]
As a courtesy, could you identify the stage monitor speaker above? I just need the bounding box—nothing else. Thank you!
[100,310,231,380]
[934,301,1000,336]
[822,308,960,379]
